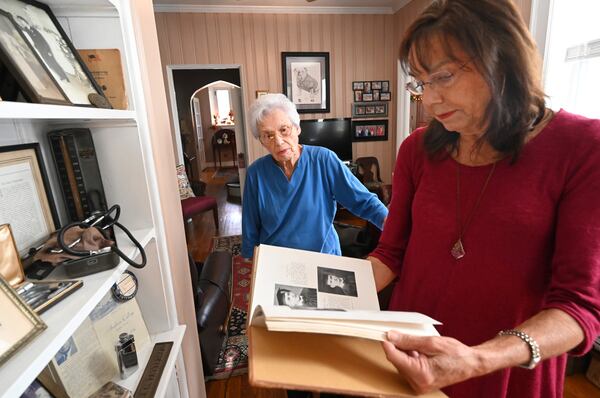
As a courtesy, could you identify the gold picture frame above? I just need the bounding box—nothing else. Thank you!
[255,90,269,99]
[0,143,58,255]
[0,272,47,366]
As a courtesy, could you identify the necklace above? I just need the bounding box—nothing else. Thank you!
[451,161,497,260]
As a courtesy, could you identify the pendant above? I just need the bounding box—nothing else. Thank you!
[451,239,465,260]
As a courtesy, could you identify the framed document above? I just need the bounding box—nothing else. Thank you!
[0,143,58,255]
[0,274,47,366]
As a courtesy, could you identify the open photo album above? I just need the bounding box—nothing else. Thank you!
[247,244,446,398]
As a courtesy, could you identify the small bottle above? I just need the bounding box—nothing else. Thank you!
[115,332,139,379]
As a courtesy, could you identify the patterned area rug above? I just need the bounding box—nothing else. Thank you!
[205,235,251,381]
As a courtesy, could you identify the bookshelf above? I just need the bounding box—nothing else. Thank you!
[0,0,202,397]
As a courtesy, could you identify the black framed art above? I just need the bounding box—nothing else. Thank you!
[282,52,330,113]
[0,9,68,105]
[351,119,388,142]
[352,102,388,118]
[0,0,110,107]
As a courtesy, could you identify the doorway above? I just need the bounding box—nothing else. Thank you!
[166,65,248,201]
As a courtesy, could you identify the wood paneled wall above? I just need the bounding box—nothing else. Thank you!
[155,12,397,182]
[155,0,532,184]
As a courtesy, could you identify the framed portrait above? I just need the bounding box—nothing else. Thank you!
[363,81,372,93]
[0,143,59,255]
[354,90,362,102]
[0,0,109,107]
[0,10,68,105]
[351,119,388,142]
[282,52,330,113]
[255,90,268,98]
[373,89,380,101]
[371,81,382,90]
[0,272,47,366]
[352,105,366,117]
[380,92,391,101]
[352,81,364,90]
[365,106,375,114]
[362,93,373,102]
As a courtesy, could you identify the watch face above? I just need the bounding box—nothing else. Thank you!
[112,270,138,301]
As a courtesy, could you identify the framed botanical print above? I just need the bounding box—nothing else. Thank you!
[0,0,110,107]
[0,10,68,104]
[282,52,330,113]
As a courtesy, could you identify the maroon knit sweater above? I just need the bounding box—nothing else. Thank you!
[371,110,600,398]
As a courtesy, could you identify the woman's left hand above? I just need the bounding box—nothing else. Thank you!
[382,330,483,394]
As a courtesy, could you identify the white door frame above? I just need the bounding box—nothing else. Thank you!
[396,59,412,155]
[165,64,249,170]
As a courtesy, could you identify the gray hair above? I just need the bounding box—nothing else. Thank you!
[248,93,300,139]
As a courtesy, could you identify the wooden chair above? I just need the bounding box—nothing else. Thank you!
[355,156,387,204]
[179,177,219,232]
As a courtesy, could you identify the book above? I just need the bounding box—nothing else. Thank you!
[248,244,447,397]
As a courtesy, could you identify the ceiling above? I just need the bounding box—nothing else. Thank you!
[153,0,412,13]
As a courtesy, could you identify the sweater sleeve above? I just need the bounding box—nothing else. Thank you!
[241,166,260,258]
[369,131,422,275]
[542,119,600,355]
[327,152,388,230]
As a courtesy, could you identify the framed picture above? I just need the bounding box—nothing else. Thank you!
[373,90,380,101]
[0,10,68,104]
[0,143,59,255]
[0,269,47,366]
[351,119,388,142]
[352,102,388,118]
[282,52,330,113]
[364,81,372,93]
[354,90,362,102]
[0,0,109,107]
[371,81,382,90]
[381,80,390,92]
[352,81,364,90]
[380,92,391,101]
[256,90,268,98]
[362,93,373,102]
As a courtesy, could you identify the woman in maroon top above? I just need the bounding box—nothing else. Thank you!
[369,1,600,397]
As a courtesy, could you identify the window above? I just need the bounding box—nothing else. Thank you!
[534,0,600,118]
[214,89,232,124]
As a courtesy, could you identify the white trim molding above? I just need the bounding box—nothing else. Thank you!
[154,4,394,14]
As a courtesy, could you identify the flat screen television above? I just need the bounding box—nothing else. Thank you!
[299,118,352,161]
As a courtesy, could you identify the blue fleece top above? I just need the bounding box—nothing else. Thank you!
[241,145,388,258]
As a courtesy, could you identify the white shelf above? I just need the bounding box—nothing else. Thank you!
[0,227,154,398]
[116,325,186,397]
[0,102,137,125]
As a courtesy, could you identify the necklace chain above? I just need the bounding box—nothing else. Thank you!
[452,161,497,260]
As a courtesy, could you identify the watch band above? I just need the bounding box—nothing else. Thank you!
[498,329,541,369]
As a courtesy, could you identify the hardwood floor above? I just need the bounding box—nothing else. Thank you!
[186,168,599,398]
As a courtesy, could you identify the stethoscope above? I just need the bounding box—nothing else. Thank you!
[56,204,147,268]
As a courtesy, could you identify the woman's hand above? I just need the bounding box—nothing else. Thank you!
[382,331,484,394]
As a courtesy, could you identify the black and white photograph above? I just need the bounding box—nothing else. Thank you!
[317,267,358,297]
[371,81,382,90]
[380,92,391,101]
[273,284,318,308]
[373,89,380,101]
[0,0,108,106]
[381,80,390,92]
[282,52,330,113]
[0,10,67,104]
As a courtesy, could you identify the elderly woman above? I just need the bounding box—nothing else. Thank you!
[368,1,600,397]
[241,93,387,259]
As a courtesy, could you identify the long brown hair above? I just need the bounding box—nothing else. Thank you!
[400,0,546,161]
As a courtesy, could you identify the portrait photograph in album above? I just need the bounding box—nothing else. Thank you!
[247,244,446,397]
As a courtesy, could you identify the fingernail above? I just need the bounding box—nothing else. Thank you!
[387,330,399,340]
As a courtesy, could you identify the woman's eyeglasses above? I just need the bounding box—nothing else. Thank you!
[405,60,470,96]
[260,125,294,143]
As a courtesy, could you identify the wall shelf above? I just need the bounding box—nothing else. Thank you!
[0,228,154,398]
[0,102,137,125]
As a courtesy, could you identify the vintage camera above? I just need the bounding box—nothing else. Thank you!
[115,333,139,379]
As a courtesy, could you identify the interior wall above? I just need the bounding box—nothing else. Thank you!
[155,12,396,183]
